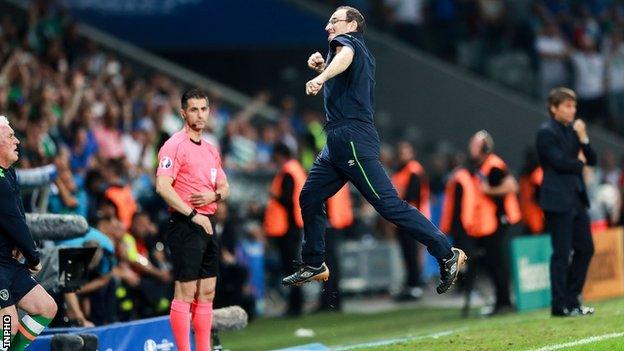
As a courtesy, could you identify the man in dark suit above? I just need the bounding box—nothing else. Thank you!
[536,87,597,317]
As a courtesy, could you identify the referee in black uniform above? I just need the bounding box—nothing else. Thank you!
[281,6,466,294]
[0,115,57,350]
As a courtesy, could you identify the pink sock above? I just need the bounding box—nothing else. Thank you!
[170,299,191,351]
[191,301,214,351]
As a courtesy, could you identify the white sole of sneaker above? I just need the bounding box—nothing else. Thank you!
[457,249,468,270]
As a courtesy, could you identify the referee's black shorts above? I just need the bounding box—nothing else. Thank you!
[166,212,218,282]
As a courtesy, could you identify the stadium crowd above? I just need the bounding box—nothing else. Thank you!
[0,0,623,331]
[0,0,332,326]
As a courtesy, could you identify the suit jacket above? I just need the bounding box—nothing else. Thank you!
[536,118,597,213]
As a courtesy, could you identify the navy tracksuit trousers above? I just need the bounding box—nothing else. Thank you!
[300,120,452,265]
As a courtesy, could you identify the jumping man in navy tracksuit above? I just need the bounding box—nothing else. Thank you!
[282,6,467,294]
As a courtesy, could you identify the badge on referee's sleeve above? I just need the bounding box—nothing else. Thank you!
[210,168,217,185]
[159,157,173,169]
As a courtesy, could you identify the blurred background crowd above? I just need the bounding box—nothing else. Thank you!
[0,0,623,333]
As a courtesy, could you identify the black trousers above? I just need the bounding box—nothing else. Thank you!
[300,121,452,265]
[545,199,594,311]
[397,228,422,288]
[273,228,303,315]
[456,226,512,308]
[319,227,343,311]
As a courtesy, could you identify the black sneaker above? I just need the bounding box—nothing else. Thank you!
[551,307,579,317]
[393,286,424,302]
[436,248,467,294]
[570,305,595,316]
[282,263,330,287]
[212,330,223,351]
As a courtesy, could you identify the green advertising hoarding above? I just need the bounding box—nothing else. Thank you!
[511,235,552,312]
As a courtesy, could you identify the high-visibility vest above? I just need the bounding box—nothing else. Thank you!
[327,185,353,229]
[469,154,521,237]
[263,159,307,237]
[104,185,137,230]
[519,166,545,234]
[391,160,431,219]
[440,168,476,234]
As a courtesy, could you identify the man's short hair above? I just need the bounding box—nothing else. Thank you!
[337,6,366,33]
[0,115,9,126]
[273,142,293,159]
[547,87,576,117]
[181,88,209,110]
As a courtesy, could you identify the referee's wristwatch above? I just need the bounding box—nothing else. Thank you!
[188,208,198,220]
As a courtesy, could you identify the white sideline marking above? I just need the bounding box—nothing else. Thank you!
[527,332,624,351]
[333,328,463,350]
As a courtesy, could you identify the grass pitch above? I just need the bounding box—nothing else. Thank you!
[220,298,624,350]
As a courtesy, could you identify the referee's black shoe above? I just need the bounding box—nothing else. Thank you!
[436,247,467,294]
[282,263,330,287]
